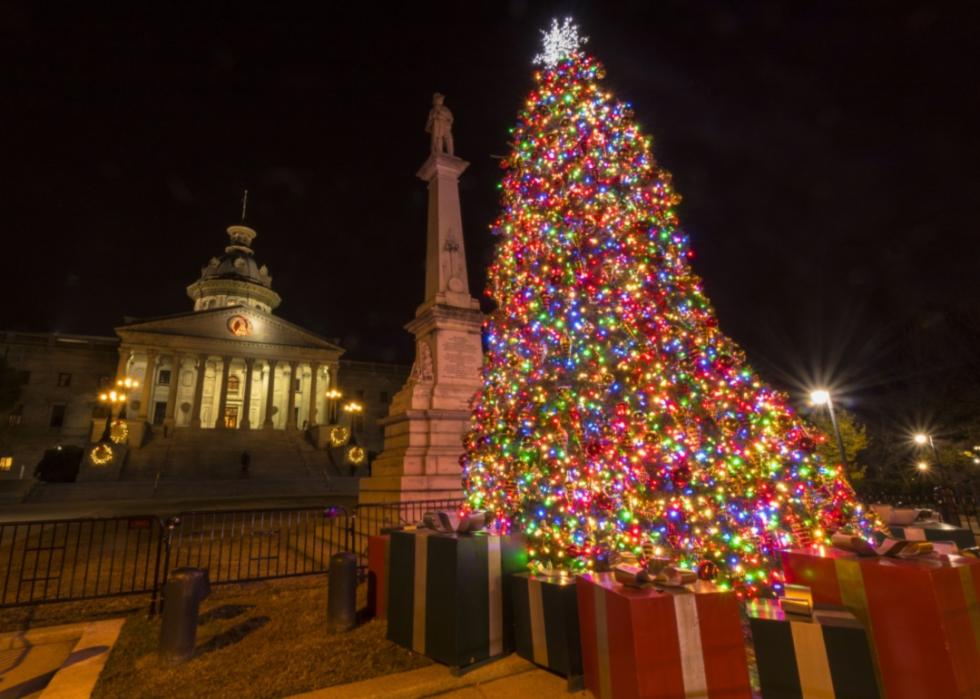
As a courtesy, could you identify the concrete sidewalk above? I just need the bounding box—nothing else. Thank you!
[291,654,588,699]
[0,619,124,699]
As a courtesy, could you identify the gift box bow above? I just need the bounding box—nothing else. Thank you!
[831,532,933,558]
[421,510,490,534]
[612,557,698,588]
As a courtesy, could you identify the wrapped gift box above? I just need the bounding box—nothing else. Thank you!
[577,572,751,699]
[386,529,527,670]
[782,547,980,699]
[746,599,880,699]
[367,534,390,618]
[888,522,976,551]
[511,572,582,686]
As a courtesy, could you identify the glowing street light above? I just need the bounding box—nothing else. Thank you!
[913,433,929,446]
[117,377,139,390]
[809,388,847,469]
[342,400,363,436]
[809,390,830,406]
[916,461,930,472]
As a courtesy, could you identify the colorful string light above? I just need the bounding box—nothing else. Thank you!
[462,33,875,596]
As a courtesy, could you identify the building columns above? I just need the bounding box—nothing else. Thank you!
[190,354,208,428]
[240,358,255,430]
[285,361,298,430]
[214,356,232,429]
[263,359,278,429]
[115,347,131,382]
[307,363,320,428]
[137,350,159,421]
[162,354,182,434]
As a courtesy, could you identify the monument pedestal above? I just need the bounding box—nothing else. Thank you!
[359,304,482,503]
[358,144,483,504]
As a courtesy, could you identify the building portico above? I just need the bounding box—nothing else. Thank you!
[112,307,342,444]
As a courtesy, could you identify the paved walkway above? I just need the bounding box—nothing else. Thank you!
[0,619,124,699]
[291,654,588,699]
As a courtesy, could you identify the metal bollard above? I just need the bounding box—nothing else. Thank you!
[327,552,357,632]
[159,567,211,662]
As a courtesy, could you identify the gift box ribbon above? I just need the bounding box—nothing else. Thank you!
[832,532,932,558]
[421,510,489,534]
[528,576,549,667]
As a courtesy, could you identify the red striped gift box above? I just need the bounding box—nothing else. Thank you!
[577,572,751,699]
[782,547,980,699]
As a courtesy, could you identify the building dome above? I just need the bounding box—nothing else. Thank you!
[186,225,282,313]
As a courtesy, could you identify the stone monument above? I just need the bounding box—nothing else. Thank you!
[359,94,483,503]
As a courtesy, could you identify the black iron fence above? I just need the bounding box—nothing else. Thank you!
[1,493,973,611]
[0,515,165,608]
[0,499,463,611]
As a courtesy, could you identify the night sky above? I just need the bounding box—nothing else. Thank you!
[4,2,979,413]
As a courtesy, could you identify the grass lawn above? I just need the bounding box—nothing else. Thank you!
[89,575,430,699]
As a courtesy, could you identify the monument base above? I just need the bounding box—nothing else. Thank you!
[357,475,463,504]
[358,407,470,504]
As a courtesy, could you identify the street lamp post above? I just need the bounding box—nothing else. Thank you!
[325,389,343,425]
[97,387,130,441]
[913,433,946,478]
[342,400,363,439]
[809,389,848,469]
[341,400,365,473]
[914,432,960,526]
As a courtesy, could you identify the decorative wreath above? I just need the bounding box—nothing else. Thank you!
[329,426,351,447]
[91,443,114,466]
[347,446,366,464]
[109,419,129,444]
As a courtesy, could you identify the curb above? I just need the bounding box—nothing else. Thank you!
[290,653,539,699]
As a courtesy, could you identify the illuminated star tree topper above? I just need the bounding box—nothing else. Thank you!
[533,16,588,68]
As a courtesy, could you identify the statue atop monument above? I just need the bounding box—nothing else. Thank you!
[425,92,454,156]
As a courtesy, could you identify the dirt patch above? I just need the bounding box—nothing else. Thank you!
[91,575,431,699]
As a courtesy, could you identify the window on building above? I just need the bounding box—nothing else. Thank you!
[0,457,12,471]
[158,369,172,386]
[50,404,67,428]
[356,390,364,400]
[227,375,241,393]
[8,404,23,426]
[57,373,72,387]
[294,378,301,392]
[379,391,389,404]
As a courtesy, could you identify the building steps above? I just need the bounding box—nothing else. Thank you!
[120,426,341,481]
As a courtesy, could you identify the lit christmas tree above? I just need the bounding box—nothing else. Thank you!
[462,19,876,595]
